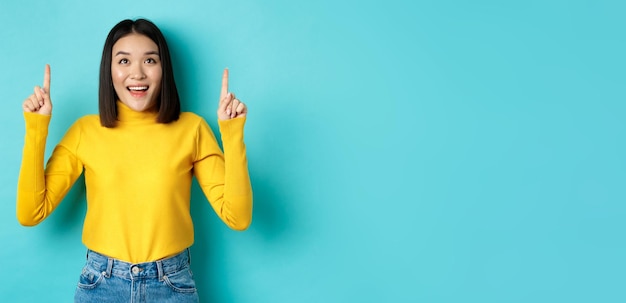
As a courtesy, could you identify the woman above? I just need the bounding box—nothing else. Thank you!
[17,19,252,303]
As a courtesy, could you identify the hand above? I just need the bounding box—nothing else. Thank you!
[217,68,247,120]
[22,64,53,115]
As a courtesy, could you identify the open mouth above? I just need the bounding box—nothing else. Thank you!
[128,86,149,92]
[127,86,149,98]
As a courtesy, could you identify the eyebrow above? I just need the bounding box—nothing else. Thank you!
[114,51,160,56]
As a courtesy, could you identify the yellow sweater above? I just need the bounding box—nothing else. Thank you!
[17,102,252,263]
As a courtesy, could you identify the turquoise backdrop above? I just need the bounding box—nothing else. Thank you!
[1,0,625,302]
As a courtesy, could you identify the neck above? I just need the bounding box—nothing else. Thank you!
[116,101,158,123]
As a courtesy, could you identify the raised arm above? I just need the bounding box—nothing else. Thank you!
[196,68,252,230]
[17,65,82,226]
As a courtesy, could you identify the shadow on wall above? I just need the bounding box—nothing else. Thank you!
[45,172,87,237]
[189,172,292,302]
[248,173,291,242]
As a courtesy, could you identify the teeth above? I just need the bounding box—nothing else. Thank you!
[128,86,148,91]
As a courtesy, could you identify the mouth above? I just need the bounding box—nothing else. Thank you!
[128,85,149,92]
[127,85,149,98]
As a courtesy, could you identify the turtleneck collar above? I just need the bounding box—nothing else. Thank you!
[116,101,158,123]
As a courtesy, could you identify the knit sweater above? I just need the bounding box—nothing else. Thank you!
[17,102,252,263]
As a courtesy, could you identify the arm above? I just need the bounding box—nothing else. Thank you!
[194,68,252,230]
[194,117,252,231]
[16,65,83,226]
[17,115,83,226]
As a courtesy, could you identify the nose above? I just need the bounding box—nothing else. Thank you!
[130,63,146,80]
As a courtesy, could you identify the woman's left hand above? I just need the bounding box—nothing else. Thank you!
[217,68,247,120]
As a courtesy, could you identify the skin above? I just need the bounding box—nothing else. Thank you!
[218,68,247,120]
[111,33,162,112]
[22,42,247,120]
[22,64,51,115]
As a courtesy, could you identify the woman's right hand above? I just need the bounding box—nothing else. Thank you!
[22,64,52,115]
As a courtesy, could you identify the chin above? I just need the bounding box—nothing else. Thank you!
[124,100,155,112]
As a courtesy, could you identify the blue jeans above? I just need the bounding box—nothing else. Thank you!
[74,249,199,303]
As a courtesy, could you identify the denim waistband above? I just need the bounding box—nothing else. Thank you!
[85,249,191,281]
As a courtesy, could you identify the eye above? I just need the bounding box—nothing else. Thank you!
[145,58,158,64]
[118,58,129,64]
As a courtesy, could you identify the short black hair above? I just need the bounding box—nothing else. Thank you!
[99,18,180,127]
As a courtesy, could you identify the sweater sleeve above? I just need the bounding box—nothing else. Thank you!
[193,116,253,230]
[16,113,84,226]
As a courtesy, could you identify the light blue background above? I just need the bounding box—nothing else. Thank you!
[1,0,625,302]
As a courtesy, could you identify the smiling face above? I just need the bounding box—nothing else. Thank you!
[111,33,162,112]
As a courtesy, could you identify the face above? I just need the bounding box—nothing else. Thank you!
[111,33,162,112]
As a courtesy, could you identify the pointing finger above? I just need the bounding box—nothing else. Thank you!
[43,64,51,92]
[220,68,228,100]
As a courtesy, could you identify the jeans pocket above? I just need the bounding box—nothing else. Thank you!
[77,265,104,290]
[163,268,197,293]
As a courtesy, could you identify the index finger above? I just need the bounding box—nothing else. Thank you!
[43,64,51,92]
[220,68,229,99]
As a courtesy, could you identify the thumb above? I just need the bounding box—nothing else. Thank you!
[38,87,53,115]
[41,87,51,103]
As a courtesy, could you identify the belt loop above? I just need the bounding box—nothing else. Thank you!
[186,248,191,265]
[105,258,113,278]
[156,260,165,281]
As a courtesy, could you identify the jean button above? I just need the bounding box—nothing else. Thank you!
[132,266,140,274]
